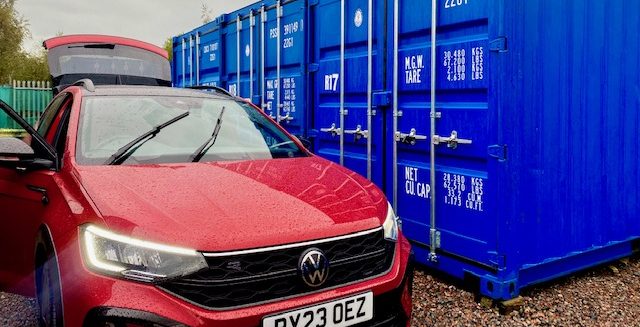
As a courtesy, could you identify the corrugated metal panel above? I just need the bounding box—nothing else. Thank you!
[500,0,640,290]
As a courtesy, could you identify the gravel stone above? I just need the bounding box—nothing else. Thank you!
[1,255,639,326]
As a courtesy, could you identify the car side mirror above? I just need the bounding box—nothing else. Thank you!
[0,138,54,171]
[294,135,312,151]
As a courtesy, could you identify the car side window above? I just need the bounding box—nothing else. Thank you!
[50,98,74,157]
[36,94,68,137]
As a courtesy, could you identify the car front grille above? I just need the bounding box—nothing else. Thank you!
[158,227,395,309]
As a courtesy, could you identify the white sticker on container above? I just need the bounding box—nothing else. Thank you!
[471,47,484,81]
[283,21,299,35]
[443,173,484,212]
[283,37,294,49]
[269,27,279,39]
[282,78,296,113]
[324,73,339,92]
[265,79,277,112]
[443,49,466,82]
[203,42,218,62]
[354,9,364,28]
[445,0,470,9]
[404,55,424,85]
[443,172,464,207]
[466,177,484,211]
[404,167,431,199]
[228,84,238,96]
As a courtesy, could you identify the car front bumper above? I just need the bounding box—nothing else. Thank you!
[59,233,413,327]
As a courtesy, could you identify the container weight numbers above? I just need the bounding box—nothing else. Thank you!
[443,173,465,207]
[443,49,466,82]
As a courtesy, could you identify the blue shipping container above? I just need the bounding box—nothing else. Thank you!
[173,0,307,137]
[173,0,640,300]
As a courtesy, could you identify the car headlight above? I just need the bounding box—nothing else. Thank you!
[383,202,400,242]
[80,225,207,283]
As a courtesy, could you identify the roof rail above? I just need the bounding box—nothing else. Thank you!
[72,79,96,92]
[187,85,233,97]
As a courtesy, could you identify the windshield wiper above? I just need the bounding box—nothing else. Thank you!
[190,106,226,163]
[106,111,190,165]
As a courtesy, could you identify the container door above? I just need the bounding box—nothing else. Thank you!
[310,0,386,186]
[224,17,240,95]
[175,35,195,88]
[171,37,183,86]
[391,0,497,268]
[172,34,191,88]
[262,0,306,137]
[197,22,223,87]
[224,13,258,98]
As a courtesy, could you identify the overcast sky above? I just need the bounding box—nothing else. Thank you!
[16,0,256,53]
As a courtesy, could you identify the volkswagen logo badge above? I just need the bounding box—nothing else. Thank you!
[299,248,330,287]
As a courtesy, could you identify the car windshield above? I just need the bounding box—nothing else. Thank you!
[76,95,307,165]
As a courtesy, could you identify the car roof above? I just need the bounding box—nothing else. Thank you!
[80,85,236,99]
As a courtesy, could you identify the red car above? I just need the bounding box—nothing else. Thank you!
[0,36,413,327]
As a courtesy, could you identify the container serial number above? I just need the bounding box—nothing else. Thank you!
[444,0,469,9]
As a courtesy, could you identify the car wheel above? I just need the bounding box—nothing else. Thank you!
[35,244,64,327]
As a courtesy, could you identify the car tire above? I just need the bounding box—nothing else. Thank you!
[35,235,64,327]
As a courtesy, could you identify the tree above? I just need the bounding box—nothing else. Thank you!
[201,4,213,24]
[163,37,173,62]
[11,50,49,82]
[0,0,27,83]
[0,0,49,84]
[162,3,213,68]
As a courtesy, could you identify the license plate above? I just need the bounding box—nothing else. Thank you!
[263,292,374,327]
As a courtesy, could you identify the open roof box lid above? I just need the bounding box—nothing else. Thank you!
[44,35,172,93]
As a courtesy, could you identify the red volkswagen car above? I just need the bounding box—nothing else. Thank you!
[0,35,412,327]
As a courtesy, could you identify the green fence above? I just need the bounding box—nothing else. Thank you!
[0,81,52,134]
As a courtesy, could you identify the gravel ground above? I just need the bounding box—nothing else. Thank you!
[1,254,639,326]
[412,254,640,326]
[0,293,37,327]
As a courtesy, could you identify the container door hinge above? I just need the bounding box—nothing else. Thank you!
[372,91,391,107]
[490,37,508,52]
[308,63,319,73]
[488,144,508,161]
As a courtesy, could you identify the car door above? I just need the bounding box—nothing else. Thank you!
[0,98,62,294]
